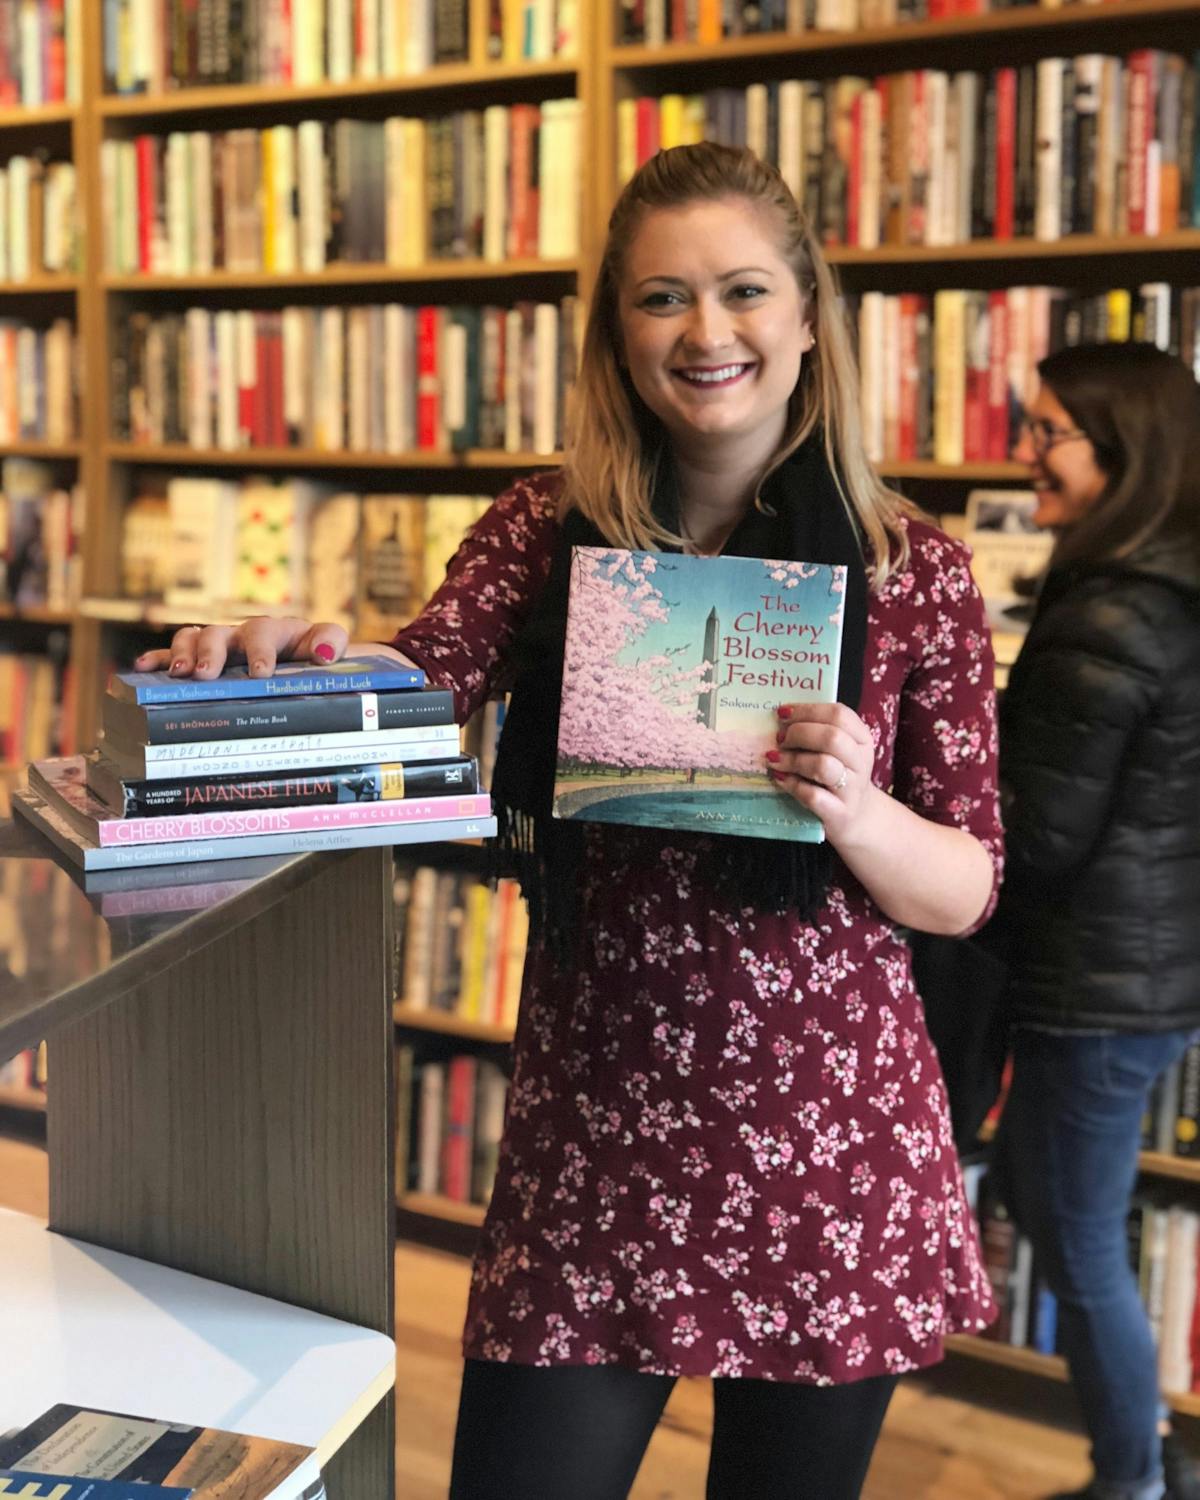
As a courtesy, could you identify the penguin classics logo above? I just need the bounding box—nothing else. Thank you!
[0,1479,74,1500]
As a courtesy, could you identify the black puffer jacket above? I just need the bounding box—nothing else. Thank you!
[995,535,1200,1031]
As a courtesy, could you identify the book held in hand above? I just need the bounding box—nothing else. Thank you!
[0,1403,325,1500]
[553,548,846,843]
[110,655,424,705]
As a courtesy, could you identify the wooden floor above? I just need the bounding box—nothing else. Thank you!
[1,1126,1093,1498]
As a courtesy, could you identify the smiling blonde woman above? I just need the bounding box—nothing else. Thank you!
[136,143,1004,1500]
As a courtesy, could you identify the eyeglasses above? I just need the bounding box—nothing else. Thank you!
[1017,412,1089,454]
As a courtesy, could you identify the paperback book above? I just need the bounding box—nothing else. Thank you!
[12,784,497,871]
[553,548,846,842]
[0,1404,324,1499]
[110,655,423,705]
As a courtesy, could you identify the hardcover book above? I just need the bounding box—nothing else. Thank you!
[102,686,455,744]
[553,547,846,843]
[110,655,424,706]
[0,1403,324,1499]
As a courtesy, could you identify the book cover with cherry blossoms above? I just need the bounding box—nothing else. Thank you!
[553,547,846,842]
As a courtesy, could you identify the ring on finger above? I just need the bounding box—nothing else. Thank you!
[831,767,849,793]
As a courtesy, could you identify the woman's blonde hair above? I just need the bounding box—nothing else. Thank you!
[564,141,911,588]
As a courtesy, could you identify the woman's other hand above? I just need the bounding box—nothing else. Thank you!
[132,617,406,679]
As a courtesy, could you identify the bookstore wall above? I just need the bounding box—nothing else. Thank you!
[2,0,1200,1417]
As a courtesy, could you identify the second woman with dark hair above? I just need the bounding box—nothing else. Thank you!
[991,342,1200,1500]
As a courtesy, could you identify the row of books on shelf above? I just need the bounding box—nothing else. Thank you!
[102,101,583,276]
[618,0,1065,46]
[113,299,581,457]
[120,480,491,629]
[0,650,72,764]
[620,52,1200,245]
[0,154,78,282]
[0,1043,45,1096]
[0,0,80,105]
[15,653,498,869]
[848,282,1200,467]
[1,459,82,611]
[396,864,526,1027]
[0,318,76,444]
[397,1045,509,1208]
[104,0,578,97]
[1145,1041,1200,1159]
[104,0,468,93]
[974,1179,1200,1396]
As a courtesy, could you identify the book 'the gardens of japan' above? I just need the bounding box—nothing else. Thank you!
[553,547,846,843]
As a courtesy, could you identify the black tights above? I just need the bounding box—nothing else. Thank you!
[449,1358,898,1500]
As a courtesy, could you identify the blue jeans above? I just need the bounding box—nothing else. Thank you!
[992,1025,1198,1500]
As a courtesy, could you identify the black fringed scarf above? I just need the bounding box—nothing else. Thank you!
[490,437,869,952]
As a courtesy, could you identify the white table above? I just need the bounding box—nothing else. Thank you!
[0,1209,395,1469]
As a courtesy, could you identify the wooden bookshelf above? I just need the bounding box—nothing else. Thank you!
[399,1192,488,1227]
[0,1084,45,1114]
[0,441,82,460]
[826,231,1200,267]
[103,259,580,291]
[878,460,1027,482]
[98,58,581,119]
[1138,1152,1200,1186]
[0,102,77,129]
[107,443,562,470]
[0,603,75,625]
[608,0,1200,67]
[0,276,80,295]
[946,1334,1200,1421]
[394,1004,513,1045]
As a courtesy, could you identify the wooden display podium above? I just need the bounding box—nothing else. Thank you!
[0,823,397,1499]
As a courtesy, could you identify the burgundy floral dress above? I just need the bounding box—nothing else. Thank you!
[391,473,1003,1385]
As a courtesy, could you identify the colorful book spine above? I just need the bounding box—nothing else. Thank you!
[97,791,493,846]
[13,785,496,869]
[112,657,424,704]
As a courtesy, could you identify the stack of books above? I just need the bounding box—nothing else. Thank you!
[12,655,494,872]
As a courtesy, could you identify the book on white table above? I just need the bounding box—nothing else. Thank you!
[0,1210,393,1489]
[0,1403,325,1497]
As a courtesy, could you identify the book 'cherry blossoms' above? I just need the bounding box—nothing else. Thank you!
[553,547,846,842]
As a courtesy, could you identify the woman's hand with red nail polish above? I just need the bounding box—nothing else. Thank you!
[131,617,365,679]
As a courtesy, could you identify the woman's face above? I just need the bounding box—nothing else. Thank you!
[617,198,813,461]
[1014,383,1109,529]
